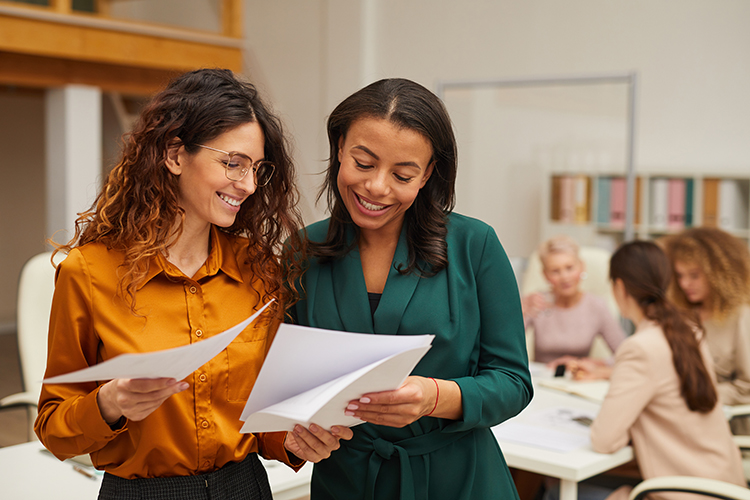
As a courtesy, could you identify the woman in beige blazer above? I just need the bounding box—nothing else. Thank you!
[589,240,745,500]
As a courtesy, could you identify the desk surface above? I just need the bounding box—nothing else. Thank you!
[0,441,312,500]
[494,385,633,482]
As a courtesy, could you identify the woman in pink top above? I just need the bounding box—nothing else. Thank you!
[589,240,744,500]
[522,235,625,374]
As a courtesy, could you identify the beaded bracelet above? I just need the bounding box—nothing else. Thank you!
[426,377,439,416]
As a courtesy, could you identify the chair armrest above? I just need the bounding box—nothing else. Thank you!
[0,391,39,409]
[629,476,750,500]
[724,404,750,420]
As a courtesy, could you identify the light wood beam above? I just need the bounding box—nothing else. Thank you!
[222,0,242,38]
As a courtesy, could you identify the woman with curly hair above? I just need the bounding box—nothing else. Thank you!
[663,227,750,417]
[35,68,351,500]
[290,78,533,500]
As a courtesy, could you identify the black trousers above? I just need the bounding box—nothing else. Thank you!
[98,453,273,500]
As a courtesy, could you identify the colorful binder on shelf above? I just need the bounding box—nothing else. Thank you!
[703,178,719,227]
[574,175,591,223]
[684,179,694,226]
[667,178,686,229]
[610,177,626,228]
[596,177,611,225]
[551,176,562,221]
[650,177,669,230]
[718,179,748,230]
[559,176,575,223]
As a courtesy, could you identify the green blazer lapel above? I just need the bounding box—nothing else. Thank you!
[374,225,420,335]
[331,226,374,334]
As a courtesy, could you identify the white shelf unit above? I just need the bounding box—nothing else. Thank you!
[541,172,750,249]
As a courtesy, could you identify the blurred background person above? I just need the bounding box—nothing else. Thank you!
[522,235,625,378]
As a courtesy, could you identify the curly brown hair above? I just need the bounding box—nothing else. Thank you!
[53,68,306,313]
[663,227,750,320]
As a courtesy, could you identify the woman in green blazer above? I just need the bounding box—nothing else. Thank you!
[290,78,533,500]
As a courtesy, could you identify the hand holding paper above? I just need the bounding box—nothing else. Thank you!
[240,324,434,433]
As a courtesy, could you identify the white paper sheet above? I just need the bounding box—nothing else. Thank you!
[492,406,596,453]
[240,324,434,432]
[43,300,274,384]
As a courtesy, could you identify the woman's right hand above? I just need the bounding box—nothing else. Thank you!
[97,378,189,424]
[521,292,552,319]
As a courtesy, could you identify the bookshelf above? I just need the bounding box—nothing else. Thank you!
[543,172,750,249]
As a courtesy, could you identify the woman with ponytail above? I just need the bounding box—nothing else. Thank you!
[587,240,744,500]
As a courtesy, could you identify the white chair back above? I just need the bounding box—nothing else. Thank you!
[17,252,62,413]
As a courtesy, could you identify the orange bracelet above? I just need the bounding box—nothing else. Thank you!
[426,377,439,416]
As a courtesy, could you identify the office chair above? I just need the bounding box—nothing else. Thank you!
[629,476,750,500]
[0,252,61,442]
[520,246,617,361]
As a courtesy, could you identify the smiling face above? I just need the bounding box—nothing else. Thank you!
[166,121,265,234]
[542,251,584,299]
[673,259,711,305]
[336,117,433,238]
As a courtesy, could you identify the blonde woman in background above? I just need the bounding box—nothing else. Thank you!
[522,235,625,378]
[663,227,750,432]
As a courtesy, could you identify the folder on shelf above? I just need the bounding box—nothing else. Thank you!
[685,179,694,226]
[559,176,575,223]
[667,178,686,229]
[551,176,562,221]
[596,177,611,224]
[650,177,669,230]
[703,178,720,227]
[610,177,626,228]
[718,179,748,230]
[574,175,591,223]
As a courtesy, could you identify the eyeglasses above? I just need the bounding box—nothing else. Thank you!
[195,144,275,186]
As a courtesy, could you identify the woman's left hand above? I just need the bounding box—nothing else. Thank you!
[284,424,353,463]
[344,376,442,428]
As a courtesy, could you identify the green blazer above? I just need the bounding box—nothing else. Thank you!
[291,213,532,500]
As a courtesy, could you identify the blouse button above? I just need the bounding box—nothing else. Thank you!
[195,329,203,338]
[199,373,207,382]
[201,420,209,429]
[189,285,198,294]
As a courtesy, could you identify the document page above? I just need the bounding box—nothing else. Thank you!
[43,301,274,384]
[240,324,434,432]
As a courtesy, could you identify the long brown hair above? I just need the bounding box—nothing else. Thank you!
[312,78,457,276]
[53,68,305,311]
[610,241,717,412]
[663,227,750,320]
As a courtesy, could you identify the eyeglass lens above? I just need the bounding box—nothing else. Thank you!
[224,153,274,186]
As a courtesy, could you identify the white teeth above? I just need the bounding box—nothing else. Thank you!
[219,194,241,207]
[357,195,386,211]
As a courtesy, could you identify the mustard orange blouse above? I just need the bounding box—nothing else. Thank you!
[35,226,301,479]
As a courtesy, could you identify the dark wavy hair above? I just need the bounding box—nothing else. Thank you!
[53,68,306,313]
[663,227,750,320]
[610,241,717,413]
[311,78,457,276]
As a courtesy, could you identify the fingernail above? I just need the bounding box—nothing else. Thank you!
[346,403,358,410]
[179,382,189,390]
[359,397,371,404]
[345,411,355,416]
[294,425,302,434]
[331,426,340,435]
[309,423,319,432]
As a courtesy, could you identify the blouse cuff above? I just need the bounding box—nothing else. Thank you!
[75,387,128,440]
[257,431,305,471]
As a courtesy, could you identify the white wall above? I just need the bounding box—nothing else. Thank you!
[242,0,750,258]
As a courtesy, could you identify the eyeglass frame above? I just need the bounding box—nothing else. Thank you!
[194,144,276,186]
